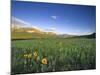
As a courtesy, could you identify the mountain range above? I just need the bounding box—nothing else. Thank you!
[11,17,96,40]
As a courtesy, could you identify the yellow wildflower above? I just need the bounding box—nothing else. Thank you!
[33,50,38,62]
[42,58,47,65]
[24,54,28,58]
[33,51,38,57]
[24,53,32,58]
[28,53,32,58]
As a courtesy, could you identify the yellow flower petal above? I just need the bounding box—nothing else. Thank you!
[33,51,38,57]
[42,58,47,65]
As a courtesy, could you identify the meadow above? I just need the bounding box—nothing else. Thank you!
[11,38,96,74]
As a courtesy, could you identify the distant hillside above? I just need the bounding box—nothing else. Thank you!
[11,17,58,39]
[11,27,57,39]
[72,33,96,38]
[57,34,75,38]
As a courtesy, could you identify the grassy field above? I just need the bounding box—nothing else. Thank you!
[11,38,96,74]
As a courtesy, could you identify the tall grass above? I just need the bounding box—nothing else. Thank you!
[11,38,96,74]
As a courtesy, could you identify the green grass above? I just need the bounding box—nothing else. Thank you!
[11,38,96,74]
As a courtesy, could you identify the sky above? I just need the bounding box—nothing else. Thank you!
[11,0,96,35]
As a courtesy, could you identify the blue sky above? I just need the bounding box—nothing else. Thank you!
[11,1,96,35]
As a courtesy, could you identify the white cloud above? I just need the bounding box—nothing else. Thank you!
[12,16,31,26]
[51,16,57,20]
[11,16,43,31]
[31,26,43,31]
[50,27,55,31]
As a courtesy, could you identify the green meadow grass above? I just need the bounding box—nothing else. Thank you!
[11,38,96,74]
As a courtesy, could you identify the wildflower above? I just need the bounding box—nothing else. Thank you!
[41,58,47,65]
[28,53,32,58]
[24,54,26,57]
[24,53,32,58]
[33,49,38,62]
[33,51,38,57]
[24,54,28,58]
